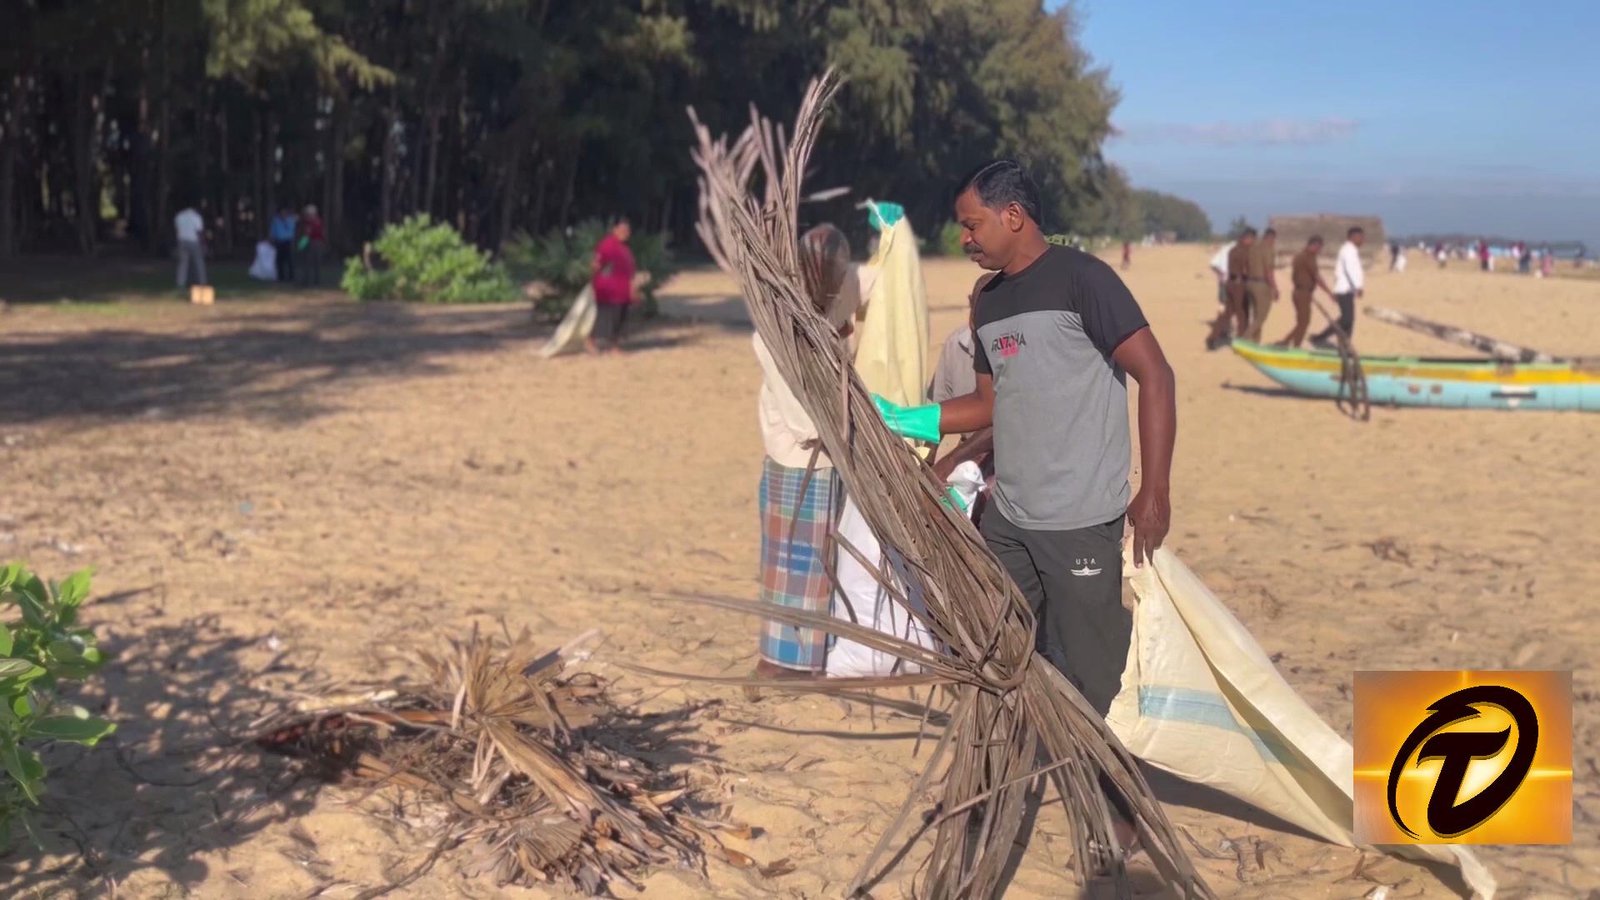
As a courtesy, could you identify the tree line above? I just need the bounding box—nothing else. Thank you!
[0,0,1209,261]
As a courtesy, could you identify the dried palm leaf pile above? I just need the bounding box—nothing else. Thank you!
[251,628,777,895]
[686,72,1213,898]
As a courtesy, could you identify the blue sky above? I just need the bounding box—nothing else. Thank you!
[1063,0,1600,246]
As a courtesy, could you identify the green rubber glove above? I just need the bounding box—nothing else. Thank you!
[866,200,905,233]
[941,485,970,513]
[872,395,942,444]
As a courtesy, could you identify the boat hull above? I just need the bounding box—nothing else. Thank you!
[1230,341,1600,411]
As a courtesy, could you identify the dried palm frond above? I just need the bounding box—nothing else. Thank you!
[252,626,773,895]
[686,72,1213,899]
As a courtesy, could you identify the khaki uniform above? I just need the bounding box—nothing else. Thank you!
[1282,246,1320,346]
[1243,240,1276,341]
[1222,242,1253,340]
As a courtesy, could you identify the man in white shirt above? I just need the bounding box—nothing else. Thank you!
[1203,239,1236,350]
[1311,226,1365,347]
[1209,240,1234,307]
[174,205,208,289]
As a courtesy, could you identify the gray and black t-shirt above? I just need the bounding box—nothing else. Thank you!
[974,245,1148,531]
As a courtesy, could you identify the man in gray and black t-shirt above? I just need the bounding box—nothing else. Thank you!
[875,158,1176,718]
[875,157,1176,854]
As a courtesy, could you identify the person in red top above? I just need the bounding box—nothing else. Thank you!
[297,205,327,288]
[587,217,637,354]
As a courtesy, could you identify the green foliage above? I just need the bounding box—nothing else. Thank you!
[201,0,393,88]
[503,221,676,320]
[342,215,517,304]
[1131,189,1213,242]
[0,564,115,848]
[679,1,1120,236]
[2,0,1138,258]
[1227,216,1253,239]
[937,222,966,257]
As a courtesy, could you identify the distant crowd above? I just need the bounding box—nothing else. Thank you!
[172,203,328,291]
[1415,238,1584,277]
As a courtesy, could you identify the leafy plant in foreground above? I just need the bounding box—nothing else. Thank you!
[0,563,115,847]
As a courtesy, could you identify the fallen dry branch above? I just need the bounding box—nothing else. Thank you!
[687,71,1213,898]
[250,627,775,895]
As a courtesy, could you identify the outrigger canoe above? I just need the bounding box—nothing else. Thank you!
[1231,340,1600,411]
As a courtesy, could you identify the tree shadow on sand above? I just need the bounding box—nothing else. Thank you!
[0,610,323,895]
[0,300,723,428]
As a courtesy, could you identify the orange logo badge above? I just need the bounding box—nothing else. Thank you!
[1353,670,1571,844]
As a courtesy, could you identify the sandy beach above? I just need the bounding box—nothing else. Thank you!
[0,244,1595,898]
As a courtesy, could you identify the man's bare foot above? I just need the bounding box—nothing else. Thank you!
[583,338,599,355]
[744,659,819,700]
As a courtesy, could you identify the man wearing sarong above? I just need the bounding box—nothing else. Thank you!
[1276,235,1334,348]
[872,159,1176,855]
[752,224,861,679]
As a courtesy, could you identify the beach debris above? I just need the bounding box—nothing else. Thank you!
[1367,537,1412,566]
[249,626,764,894]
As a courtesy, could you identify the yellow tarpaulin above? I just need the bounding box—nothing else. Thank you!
[854,218,929,407]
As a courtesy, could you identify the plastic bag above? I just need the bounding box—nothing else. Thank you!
[249,241,277,281]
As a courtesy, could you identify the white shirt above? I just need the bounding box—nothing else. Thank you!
[1333,240,1365,294]
[174,208,204,243]
[753,333,829,470]
[1210,242,1235,275]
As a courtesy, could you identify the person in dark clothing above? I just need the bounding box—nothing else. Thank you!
[270,207,297,282]
[1277,236,1335,348]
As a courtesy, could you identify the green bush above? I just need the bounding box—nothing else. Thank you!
[937,221,966,257]
[1,563,115,847]
[342,214,517,304]
[503,220,677,320]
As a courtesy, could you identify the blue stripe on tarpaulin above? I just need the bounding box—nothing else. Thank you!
[1137,685,1302,771]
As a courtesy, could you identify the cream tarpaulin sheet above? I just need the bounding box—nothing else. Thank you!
[853,218,929,407]
[1109,547,1495,899]
[537,285,597,359]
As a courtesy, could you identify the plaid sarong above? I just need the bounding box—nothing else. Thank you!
[758,456,838,672]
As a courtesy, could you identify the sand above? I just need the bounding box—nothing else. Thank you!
[0,245,1595,898]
